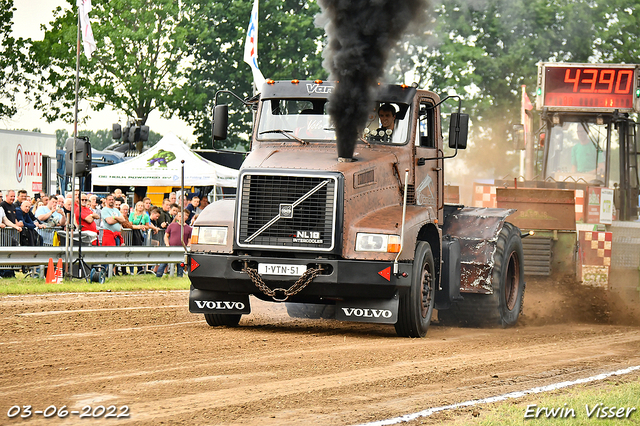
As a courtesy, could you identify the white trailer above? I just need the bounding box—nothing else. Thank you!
[0,129,57,195]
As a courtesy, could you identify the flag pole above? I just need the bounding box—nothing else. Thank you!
[67,9,82,277]
[244,0,265,93]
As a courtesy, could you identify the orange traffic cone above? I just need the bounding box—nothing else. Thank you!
[55,258,64,284]
[45,258,54,283]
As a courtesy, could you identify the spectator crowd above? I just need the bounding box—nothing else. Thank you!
[0,188,204,278]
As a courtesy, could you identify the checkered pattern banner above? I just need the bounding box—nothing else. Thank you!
[578,230,612,289]
[473,183,497,208]
[575,189,585,223]
[581,231,612,266]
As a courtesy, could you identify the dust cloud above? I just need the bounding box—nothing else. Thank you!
[445,116,521,206]
[522,273,640,327]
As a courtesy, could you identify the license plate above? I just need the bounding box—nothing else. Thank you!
[258,263,307,276]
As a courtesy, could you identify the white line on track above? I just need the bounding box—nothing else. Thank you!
[355,365,640,426]
[16,305,185,316]
[0,320,202,346]
[1,290,188,299]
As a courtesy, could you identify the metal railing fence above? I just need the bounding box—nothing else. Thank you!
[0,227,184,279]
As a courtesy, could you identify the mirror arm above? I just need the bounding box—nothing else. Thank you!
[418,95,464,163]
[214,90,253,108]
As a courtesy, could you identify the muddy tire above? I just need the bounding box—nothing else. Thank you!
[285,303,335,319]
[395,241,435,338]
[204,313,242,327]
[438,222,525,327]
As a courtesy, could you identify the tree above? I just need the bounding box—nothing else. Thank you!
[55,129,69,149]
[0,0,31,120]
[594,0,640,63]
[30,0,194,126]
[175,0,327,149]
[399,0,606,180]
[56,128,163,151]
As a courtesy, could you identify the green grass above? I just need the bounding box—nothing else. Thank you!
[438,377,640,426]
[0,272,190,294]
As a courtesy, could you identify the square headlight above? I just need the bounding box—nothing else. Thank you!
[194,226,228,245]
[355,233,400,253]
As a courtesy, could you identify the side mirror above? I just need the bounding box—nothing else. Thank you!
[513,124,525,150]
[448,113,469,149]
[213,104,229,141]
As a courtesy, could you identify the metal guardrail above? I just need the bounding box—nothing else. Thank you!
[37,228,58,246]
[0,228,19,246]
[97,228,166,247]
[0,227,183,279]
[0,246,186,266]
[1,227,167,248]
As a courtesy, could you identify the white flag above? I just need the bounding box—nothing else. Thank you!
[243,0,266,89]
[77,0,97,60]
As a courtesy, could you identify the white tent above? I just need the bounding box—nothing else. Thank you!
[92,133,238,188]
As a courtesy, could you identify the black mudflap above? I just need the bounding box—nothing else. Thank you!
[335,294,399,324]
[189,288,251,315]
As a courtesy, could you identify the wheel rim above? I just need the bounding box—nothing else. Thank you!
[504,251,520,311]
[420,262,433,318]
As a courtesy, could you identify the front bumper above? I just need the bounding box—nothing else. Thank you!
[188,252,412,302]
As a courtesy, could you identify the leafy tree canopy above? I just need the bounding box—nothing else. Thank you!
[388,0,619,179]
[20,0,640,168]
[594,0,640,63]
[55,128,162,151]
[30,0,195,126]
[175,0,327,149]
[0,0,31,119]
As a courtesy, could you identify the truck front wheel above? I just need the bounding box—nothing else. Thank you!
[395,241,435,338]
[204,313,242,327]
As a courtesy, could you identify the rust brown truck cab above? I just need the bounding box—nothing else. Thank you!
[188,80,525,337]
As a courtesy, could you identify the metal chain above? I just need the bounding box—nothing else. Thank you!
[243,266,322,302]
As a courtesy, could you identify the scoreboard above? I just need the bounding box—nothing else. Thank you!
[536,63,640,112]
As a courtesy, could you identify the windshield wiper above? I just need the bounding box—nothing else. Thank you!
[258,129,307,145]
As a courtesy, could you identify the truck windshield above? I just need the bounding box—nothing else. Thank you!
[256,98,411,145]
[545,121,607,183]
[257,99,336,142]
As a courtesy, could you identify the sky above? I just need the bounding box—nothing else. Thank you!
[5,0,196,143]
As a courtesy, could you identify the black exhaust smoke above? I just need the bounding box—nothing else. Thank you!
[317,0,428,160]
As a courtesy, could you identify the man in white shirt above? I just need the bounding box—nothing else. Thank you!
[35,197,66,227]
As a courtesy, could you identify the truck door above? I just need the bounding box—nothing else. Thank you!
[414,99,442,216]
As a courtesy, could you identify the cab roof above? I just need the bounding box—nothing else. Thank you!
[258,80,418,105]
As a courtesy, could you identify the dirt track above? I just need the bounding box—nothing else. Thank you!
[1,275,640,425]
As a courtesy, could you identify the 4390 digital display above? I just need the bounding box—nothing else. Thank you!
[543,65,637,111]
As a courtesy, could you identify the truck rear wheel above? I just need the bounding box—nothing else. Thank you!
[204,313,242,327]
[395,241,435,338]
[438,222,525,327]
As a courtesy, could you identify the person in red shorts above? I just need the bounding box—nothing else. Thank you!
[101,194,126,246]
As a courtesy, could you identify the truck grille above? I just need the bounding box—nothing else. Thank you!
[237,173,338,250]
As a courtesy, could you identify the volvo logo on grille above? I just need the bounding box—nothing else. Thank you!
[280,204,293,218]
